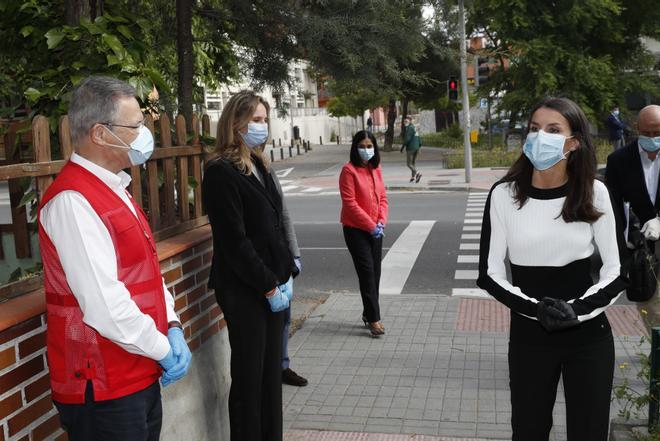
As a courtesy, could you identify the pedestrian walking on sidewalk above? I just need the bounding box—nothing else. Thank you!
[39,76,192,441]
[400,116,422,183]
[340,130,389,337]
[203,90,297,441]
[477,96,629,441]
[271,169,309,387]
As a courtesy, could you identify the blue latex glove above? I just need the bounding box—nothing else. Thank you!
[370,225,384,238]
[279,276,294,302]
[160,328,192,387]
[266,287,290,312]
[294,257,302,274]
[159,348,176,371]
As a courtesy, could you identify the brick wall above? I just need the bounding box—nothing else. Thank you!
[0,226,222,441]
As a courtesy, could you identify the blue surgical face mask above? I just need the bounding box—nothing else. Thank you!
[358,147,375,162]
[103,124,154,166]
[613,110,620,117]
[639,135,660,153]
[523,129,572,171]
[240,123,269,148]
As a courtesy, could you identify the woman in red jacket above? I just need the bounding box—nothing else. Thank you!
[339,130,389,337]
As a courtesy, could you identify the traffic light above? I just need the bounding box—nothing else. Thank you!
[477,57,491,85]
[448,77,458,101]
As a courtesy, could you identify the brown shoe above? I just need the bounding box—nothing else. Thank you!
[282,368,308,387]
[368,321,385,337]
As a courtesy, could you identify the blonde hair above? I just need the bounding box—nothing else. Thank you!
[214,90,270,174]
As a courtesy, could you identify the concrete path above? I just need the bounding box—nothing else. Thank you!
[283,293,647,441]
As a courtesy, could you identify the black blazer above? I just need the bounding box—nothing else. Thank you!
[605,140,660,233]
[202,156,295,298]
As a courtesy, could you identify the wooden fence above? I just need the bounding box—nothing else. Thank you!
[0,113,213,299]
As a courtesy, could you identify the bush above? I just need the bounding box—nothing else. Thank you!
[444,148,520,169]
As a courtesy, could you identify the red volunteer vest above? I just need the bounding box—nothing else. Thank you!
[38,161,167,404]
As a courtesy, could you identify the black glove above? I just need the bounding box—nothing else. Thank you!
[536,297,580,332]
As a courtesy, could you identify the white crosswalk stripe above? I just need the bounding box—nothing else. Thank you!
[380,220,436,295]
[453,193,486,296]
[457,255,479,263]
[452,288,491,298]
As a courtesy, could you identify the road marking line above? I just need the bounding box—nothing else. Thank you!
[452,288,491,298]
[467,203,485,207]
[299,247,391,251]
[466,207,484,211]
[317,163,344,176]
[281,185,299,192]
[458,255,479,263]
[461,234,480,240]
[455,270,479,280]
[302,187,323,193]
[463,226,482,231]
[276,167,294,178]
[460,243,480,250]
[380,220,435,295]
[464,219,482,224]
[465,212,482,217]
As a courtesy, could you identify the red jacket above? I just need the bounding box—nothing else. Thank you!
[339,162,388,232]
[39,162,167,404]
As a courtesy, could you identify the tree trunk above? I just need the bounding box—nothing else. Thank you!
[65,0,90,25]
[383,97,397,151]
[176,0,194,132]
[399,96,409,139]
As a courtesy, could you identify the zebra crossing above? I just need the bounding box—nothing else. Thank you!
[278,179,339,196]
[452,191,491,299]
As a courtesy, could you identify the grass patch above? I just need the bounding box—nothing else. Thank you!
[441,138,613,169]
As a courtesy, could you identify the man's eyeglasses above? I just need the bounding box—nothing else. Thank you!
[101,121,145,130]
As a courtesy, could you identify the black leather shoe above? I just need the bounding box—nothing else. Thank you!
[282,368,308,387]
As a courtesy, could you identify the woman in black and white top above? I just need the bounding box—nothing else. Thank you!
[477,97,628,441]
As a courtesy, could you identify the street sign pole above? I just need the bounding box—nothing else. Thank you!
[459,0,472,184]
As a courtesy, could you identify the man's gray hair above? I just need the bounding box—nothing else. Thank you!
[68,76,136,144]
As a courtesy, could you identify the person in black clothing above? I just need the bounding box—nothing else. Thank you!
[606,105,625,151]
[605,105,660,243]
[202,90,297,441]
[477,97,629,441]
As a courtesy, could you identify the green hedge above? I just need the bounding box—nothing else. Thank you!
[442,138,613,169]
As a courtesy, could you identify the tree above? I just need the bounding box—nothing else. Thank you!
[469,0,660,122]
[0,1,169,126]
[176,0,194,130]
[400,27,460,136]
[292,0,427,150]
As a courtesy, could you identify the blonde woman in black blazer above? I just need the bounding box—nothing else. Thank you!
[202,90,296,441]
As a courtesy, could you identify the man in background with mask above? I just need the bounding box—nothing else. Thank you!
[400,116,422,183]
[606,105,660,243]
[38,76,192,441]
[606,105,626,151]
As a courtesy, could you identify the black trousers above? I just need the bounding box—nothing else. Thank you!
[508,334,614,441]
[343,226,383,322]
[54,380,162,441]
[218,289,285,441]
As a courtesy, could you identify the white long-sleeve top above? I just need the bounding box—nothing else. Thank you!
[40,153,177,361]
[477,179,629,343]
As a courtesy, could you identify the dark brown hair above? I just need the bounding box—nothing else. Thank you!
[502,96,602,223]
[349,130,381,168]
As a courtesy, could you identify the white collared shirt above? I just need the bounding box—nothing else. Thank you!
[40,153,177,361]
[638,143,660,204]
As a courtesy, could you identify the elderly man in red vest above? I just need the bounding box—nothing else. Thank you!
[38,76,192,441]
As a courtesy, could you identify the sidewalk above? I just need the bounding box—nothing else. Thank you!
[284,294,647,441]
[283,149,648,441]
